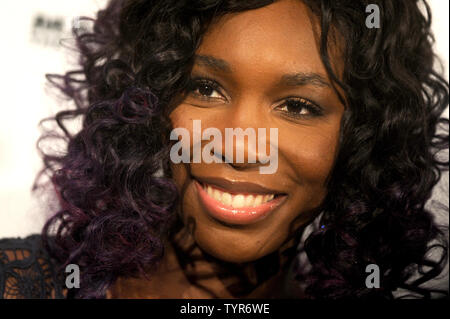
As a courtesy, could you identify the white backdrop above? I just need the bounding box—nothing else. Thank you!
[0,0,448,238]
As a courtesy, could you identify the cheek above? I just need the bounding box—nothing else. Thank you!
[170,104,194,133]
[280,124,340,188]
[169,105,191,212]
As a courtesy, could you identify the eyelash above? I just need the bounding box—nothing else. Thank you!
[275,97,323,118]
[187,78,324,118]
[187,78,224,102]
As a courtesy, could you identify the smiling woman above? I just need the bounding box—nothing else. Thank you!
[0,0,448,299]
[169,1,344,269]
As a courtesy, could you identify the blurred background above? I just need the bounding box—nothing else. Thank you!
[0,0,448,238]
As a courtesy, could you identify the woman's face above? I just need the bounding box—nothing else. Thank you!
[170,0,344,263]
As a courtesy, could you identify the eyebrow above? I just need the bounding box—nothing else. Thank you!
[280,72,330,88]
[194,54,232,72]
[194,54,331,88]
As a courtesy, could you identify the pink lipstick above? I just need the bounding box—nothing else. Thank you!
[194,179,286,225]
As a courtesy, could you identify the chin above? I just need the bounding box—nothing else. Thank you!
[198,243,267,264]
[192,226,278,264]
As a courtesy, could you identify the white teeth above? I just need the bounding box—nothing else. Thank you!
[231,194,245,208]
[213,189,222,202]
[253,195,263,207]
[202,183,276,208]
[207,185,213,196]
[244,195,255,207]
[222,192,232,206]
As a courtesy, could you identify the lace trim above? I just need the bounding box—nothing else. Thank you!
[0,234,66,299]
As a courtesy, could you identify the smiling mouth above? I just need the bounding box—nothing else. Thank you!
[194,178,286,225]
[201,182,277,208]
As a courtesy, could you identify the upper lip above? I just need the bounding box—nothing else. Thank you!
[193,175,284,195]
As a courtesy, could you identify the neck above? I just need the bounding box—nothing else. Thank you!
[107,220,302,299]
[168,220,301,298]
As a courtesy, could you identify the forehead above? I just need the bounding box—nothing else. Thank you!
[196,0,329,76]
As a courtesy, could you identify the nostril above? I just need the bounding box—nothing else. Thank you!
[228,161,250,170]
[210,149,261,169]
[211,149,230,163]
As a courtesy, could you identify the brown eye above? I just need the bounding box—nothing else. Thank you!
[189,79,224,100]
[276,98,323,118]
[283,100,310,115]
[197,84,219,97]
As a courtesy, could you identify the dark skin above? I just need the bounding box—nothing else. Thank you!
[108,0,345,298]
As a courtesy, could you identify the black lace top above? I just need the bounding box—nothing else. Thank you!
[0,235,67,299]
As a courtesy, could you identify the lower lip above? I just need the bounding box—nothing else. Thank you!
[194,180,286,225]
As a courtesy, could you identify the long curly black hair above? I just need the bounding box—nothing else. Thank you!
[35,0,449,299]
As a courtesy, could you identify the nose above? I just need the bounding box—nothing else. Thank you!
[211,147,260,170]
[208,129,274,171]
[203,95,274,171]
